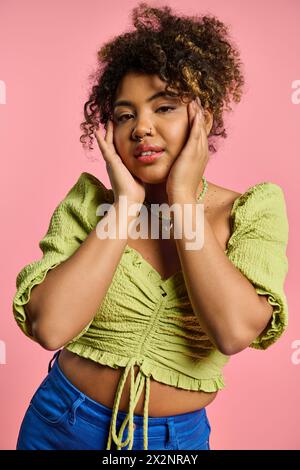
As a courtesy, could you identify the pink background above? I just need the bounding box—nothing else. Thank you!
[1,0,299,450]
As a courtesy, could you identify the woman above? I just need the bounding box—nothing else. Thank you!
[13,3,289,450]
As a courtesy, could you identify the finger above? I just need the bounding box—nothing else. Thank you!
[196,109,209,156]
[94,126,110,162]
[195,110,208,155]
[94,125,102,144]
[105,119,113,145]
[196,96,205,115]
[189,105,202,141]
[183,103,206,159]
[195,98,207,131]
[188,100,194,128]
[189,100,204,134]
[94,122,111,149]
[193,100,208,141]
[196,103,208,140]
[188,100,198,128]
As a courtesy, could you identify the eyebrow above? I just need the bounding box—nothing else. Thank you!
[113,90,179,109]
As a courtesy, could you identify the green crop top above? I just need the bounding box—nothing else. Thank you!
[12,171,289,451]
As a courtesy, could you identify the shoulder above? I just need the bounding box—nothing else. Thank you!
[206,180,286,216]
[59,172,114,221]
[53,172,114,231]
[218,181,289,249]
[205,181,242,207]
[206,181,288,245]
[229,181,287,220]
[65,172,114,204]
[204,180,242,221]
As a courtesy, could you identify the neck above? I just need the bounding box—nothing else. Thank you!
[144,178,205,205]
[144,182,169,205]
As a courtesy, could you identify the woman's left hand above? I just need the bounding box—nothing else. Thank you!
[166,97,209,202]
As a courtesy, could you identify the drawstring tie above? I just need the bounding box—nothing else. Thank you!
[106,357,150,450]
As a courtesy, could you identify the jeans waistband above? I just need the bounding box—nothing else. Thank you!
[47,350,207,428]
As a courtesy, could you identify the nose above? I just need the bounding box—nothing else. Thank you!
[131,115,153,140]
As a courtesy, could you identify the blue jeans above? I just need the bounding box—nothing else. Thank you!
[16,351,212,450]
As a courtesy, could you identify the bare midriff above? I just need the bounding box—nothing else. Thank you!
[58,348,218,416]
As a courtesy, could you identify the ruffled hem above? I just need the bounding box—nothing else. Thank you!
[249,287,288,350]
[12,257,63,340]
[65,343,226,392]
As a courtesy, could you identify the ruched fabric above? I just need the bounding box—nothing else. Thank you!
[12,172,289,450]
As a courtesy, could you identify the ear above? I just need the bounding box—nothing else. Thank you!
[203,108,213,136]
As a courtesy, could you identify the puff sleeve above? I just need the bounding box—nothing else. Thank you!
[12,172,113,343]
[226,182,289,350]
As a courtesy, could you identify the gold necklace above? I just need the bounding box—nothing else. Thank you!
[143,175,208,233]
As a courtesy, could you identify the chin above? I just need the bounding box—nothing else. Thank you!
[131,161,172,184]
[135,169,169,185]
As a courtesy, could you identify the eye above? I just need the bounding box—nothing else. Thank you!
[157,106,176,113]
[115,113,133,123]
[115,106,176,123]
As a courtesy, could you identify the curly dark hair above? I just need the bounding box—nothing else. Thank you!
[79,2,245,155]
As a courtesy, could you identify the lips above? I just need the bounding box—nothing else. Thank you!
[136,150,165,163]
[134,144,165,157]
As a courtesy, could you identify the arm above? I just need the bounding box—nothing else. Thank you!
[170,195,274,356]
[25,201,138,351]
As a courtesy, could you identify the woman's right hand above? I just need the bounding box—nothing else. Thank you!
[94,120,146,206]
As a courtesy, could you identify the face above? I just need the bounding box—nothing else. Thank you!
[112,72,194,184]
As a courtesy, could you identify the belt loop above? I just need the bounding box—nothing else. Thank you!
[165,417,177,450]
[48,349,61,372]
[68,393,86,425]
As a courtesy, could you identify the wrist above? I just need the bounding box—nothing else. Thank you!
[113,199,143,219]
